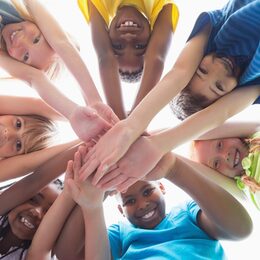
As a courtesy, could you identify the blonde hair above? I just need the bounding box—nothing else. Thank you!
[20,114,57,153]
[244,133,260,153]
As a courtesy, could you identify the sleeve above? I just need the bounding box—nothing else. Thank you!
[107,223,122,259]
[186,200,201,224]
[0,0,22,29]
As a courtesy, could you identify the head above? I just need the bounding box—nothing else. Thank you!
[171,53,239,120]
[109,6,151,82]
[117,181,166,229]
[192,138,249,178]
[0,114,56,158]
[7,183,60,241]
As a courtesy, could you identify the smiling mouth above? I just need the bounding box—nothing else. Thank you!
[20,216,35,230]
[233,149,240,168]
[139,209,156,221]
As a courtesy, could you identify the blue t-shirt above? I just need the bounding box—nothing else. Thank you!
[108,201,226,260]
[0,0,23,31]
[188,0,260,104]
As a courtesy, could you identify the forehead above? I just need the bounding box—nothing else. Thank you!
[121,181,155,198]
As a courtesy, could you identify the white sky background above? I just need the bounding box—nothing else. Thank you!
[1,0,260,258]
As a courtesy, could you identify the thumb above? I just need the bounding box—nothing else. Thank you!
[82,107,98,118]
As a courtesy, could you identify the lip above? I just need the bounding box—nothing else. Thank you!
[116,19,141,32]
[136,207,157,221]
[19,214,36,230]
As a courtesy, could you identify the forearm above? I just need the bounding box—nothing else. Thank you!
[99,54,126,119]
[132,56,164,109]
[0,143,79,215]
[24,0,101,105]
[0,140,80,182]
[166,156,252,239]
[27,192,75,259]
[81,205,111,260]
[150,85,260,154]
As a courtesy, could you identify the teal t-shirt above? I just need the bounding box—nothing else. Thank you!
[108,201,226,260]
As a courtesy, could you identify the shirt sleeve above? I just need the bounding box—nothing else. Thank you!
[186,200,201,224]
[108,223,122,259]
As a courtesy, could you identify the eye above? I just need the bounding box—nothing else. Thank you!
[23,52,29,62]
[112,43,123,50]
[212,159,220,169]
[216,82,224,91]
[123,198,135,206]
[16,139,22,152]
[135,43,146,49]
[216,141,223,150]
[143,188,155,197]
[198,67,207,74]
[33,35,40,44]
[29,196,38,205]
[16,119,22,129]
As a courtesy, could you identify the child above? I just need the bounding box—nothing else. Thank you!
[170,0,260,119]
[0,179,62,259]
[192,121,260,178]
[27,148,252,259]
[78,0,179,119]
[0,0,118,142]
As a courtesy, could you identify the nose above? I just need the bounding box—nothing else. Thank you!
[120,33,136,41]
[137,199,150,210]
[3,128,16,141]
[30,207,44,220]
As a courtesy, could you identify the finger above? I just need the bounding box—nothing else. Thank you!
[83,146,95,162]
[83,107,98,118]
[92,161,114,186]
[99,174,128,190]
[79,152,98,175]
[73,151,82,181]
[79,159,100,181]
[65,160,74,180]
[78,145,87,160]
[97,168,121,187]
[116,178,138,193]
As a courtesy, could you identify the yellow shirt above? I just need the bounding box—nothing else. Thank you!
[78,0,179,31]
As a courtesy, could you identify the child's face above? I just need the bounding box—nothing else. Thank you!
[109,6,150,73]
[2,21,55,70]
[0,115,28,158]
[189,53,238,103]
[193,138,248,178]
[8,184,58,240]
[118,181,166,229]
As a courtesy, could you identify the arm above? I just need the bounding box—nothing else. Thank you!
[0,139,80,182]
[0,95,64,121]
[132,4,173,109]
[196,121,260,140]
[88,0,126,119]
[0,141,81,215]
[166,155,252,240]
[27,161,76,260]
[23,0,101,105]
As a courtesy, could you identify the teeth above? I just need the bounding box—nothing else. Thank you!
[20,217,35,229]
[142,210,155,219]
[10,30,19,41]
[120,20,138,27]
[234,151,240,167]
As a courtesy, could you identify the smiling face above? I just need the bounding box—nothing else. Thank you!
[189,53,238,104]
[2,21,55,70]
[118,181,166,229]
[0,115,27,158]
[109,6,150,74]
[193,138,249,178]
[8,185,58,240]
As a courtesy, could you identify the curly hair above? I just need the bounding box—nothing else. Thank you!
[119,67,143,83]
[169,86,210,120]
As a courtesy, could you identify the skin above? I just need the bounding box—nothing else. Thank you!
[0,115,28,158]
[7,184,59,241]
[109,6,150,73]
[193,138,248,178]
[118,181,166,229]
[2,21,55,70]
[189,53,238,103]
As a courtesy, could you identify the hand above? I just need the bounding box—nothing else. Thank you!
[144,152,176,181]
[91,102,119,126]
[95,135,166,192]
[69,105,111,142]
[66,147,104,208]
[79,120,136,183]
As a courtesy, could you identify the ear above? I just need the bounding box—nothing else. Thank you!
[117,205,125,217]
[158,182,166,195]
